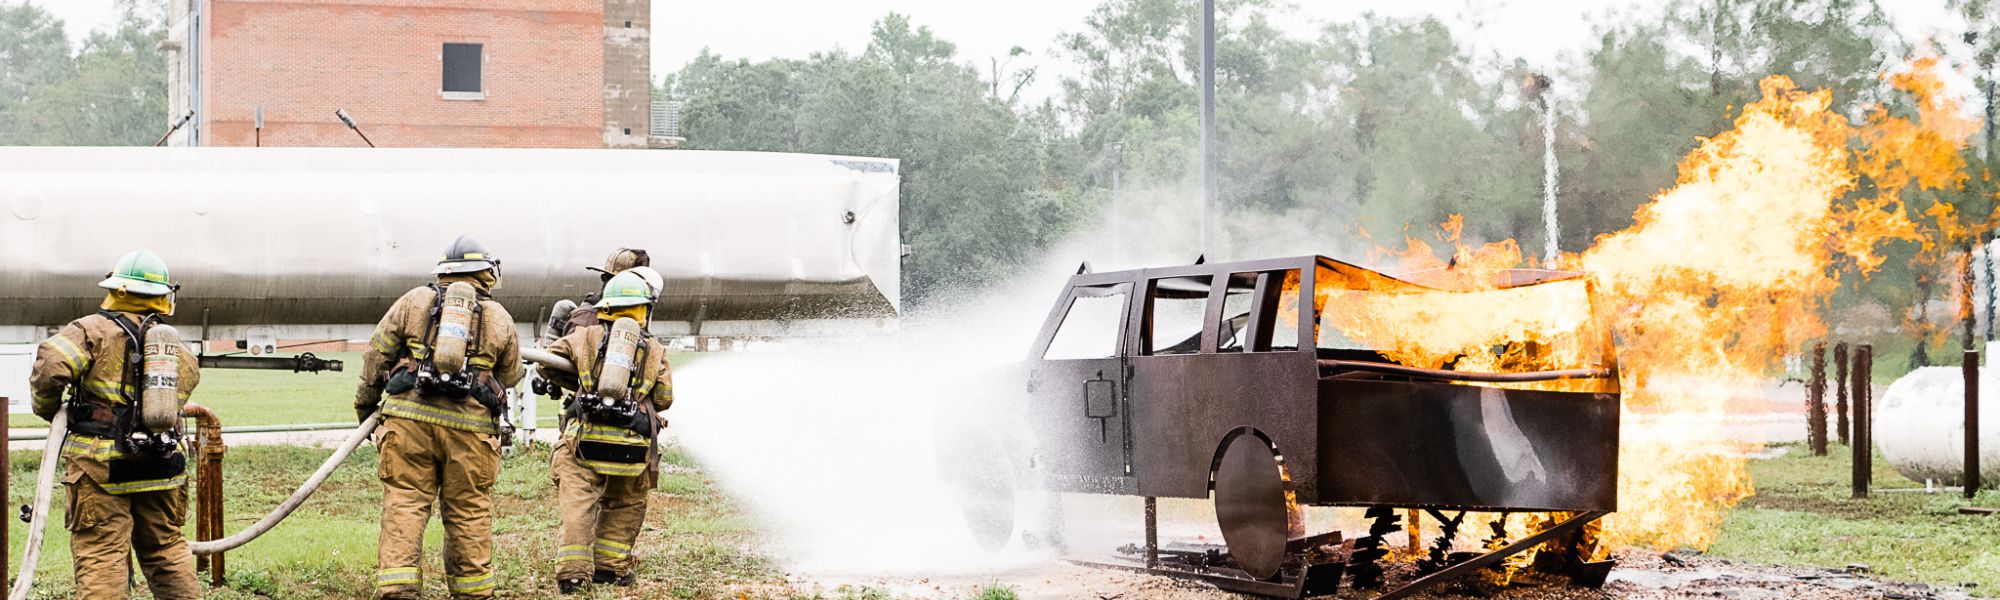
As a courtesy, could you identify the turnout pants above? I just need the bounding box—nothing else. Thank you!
[61,450,201,600]
[551,436,654,580]
[374,416,501,599]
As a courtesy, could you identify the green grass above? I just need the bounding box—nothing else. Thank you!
[1708,442,2000,594]
[10,352,703,429]
[6,441,785,598]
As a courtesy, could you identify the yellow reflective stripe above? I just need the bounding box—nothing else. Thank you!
[100,473,186,495]
[31,390,62,413]
[556,545,593,563]
[62,436,115,460]
[369,331,399,355]
[44,336,88,372]
[580,460,647,477]
[468,356,494,369]
[634,380,655,398]
[577,423,648,446]
[592,538,632,559]
[376,567,421,588]
[404,340,431,360]
[449,573,495,593]
[82,379,132,401]
[381,398,497,434]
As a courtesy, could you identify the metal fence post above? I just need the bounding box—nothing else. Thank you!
[1853,345,1873,499]
[1969,350,1983,499]
[4,396,10,590]
[1835,342,1850,445]
[1809,344,1828,455]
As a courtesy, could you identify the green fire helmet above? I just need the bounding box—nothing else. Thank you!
[97,250,178,296]
[596,270,657,309]
[434,235,499,275]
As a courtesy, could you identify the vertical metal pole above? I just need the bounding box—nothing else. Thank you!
[1143,496,1159,569]
[4,396,10,589]
[1199,0,1216,257]
[1852,345,1873,499]
[1835,342,1850,445]
[1809,344,1827,456]
[1967,349,1982,499]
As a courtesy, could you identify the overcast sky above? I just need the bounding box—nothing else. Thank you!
[28,0,1981,102]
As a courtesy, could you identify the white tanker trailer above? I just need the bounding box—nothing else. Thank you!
[1874,350,2000,488]
[0,146,902,344]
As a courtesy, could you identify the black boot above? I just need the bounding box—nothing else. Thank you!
[592,569,636,587]
[558,578,587,594]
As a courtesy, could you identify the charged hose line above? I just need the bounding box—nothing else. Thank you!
[187,413,381,555]
[188,349,574,556]
[520,348,577,374]
[10,411,69,600]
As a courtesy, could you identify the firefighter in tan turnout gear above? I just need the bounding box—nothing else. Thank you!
[28,249,203,599]
[543,270,674,593]
[355,235,524,599]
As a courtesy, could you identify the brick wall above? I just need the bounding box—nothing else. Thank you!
[201,0,611,148]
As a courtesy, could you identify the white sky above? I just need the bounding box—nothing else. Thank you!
[27,0,1982,102]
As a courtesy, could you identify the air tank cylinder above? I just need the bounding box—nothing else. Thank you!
[140,324,184,431]
[431,282,477,373]
[1874,348,2000,488]
[595,317,644,401]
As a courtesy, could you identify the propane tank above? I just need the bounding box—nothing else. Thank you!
[431,282,478,373]
[140,324,184,431]
[595,317,645,401]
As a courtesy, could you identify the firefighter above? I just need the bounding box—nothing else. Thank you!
[28,249,202,599]
[543,270,674,593]
[549,247,651,339]
[355,235,524,599]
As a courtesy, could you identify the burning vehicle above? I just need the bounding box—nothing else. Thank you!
[950,255,1622,598]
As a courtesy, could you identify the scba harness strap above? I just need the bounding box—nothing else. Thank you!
[568,323,658,476]
[389,284,505,416]
[65,311,188,495]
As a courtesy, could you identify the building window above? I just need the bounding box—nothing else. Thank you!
[442,43,483,99]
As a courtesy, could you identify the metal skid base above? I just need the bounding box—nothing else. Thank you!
[1067,510,1614,599]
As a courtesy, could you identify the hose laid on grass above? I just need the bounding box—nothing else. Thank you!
[187,413,381,555]
[10,411,69,600]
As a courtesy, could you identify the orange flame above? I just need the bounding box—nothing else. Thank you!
[1361,64,1981,554]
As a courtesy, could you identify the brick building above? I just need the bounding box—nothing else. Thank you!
[162,0,671,149]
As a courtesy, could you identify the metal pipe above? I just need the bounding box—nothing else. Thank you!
[1198,0,1216,257]
[1853,345,1873,499]
[183,403,227,585]
[8,421,362,442]
[1969,349,1983,498]
[188,414,381,555]
[9,411,68,600]
[1143,497,1158,569]
[1317,360,1612,383]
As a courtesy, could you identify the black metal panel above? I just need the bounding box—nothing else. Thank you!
[1315,380,1618,512]
[1129,351,1321,500]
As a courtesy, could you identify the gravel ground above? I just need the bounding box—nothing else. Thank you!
[782,549,1978,599]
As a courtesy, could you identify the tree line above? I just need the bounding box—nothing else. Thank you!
[6,0,1998,323]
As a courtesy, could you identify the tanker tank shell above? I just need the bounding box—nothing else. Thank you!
[1874,362,2000,488]
[0,146,902,341]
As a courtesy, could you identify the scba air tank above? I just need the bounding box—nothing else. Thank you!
[140,324,184,431]
[595,317,645,401]
[432,282,478,373]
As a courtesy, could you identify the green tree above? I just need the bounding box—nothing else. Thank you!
[0,0,168,145]
[0,1,72,140]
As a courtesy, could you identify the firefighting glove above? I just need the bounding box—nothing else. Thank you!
[357,402,379,424]
[356,383,384,407]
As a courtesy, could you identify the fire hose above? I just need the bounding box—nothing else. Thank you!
[8,352,579,596]
[185,413,381,555]
[9,411,68,600]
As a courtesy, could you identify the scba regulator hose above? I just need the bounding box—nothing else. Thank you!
[9,411,68,600]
